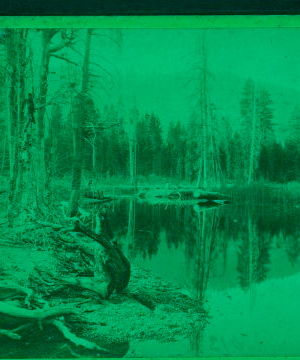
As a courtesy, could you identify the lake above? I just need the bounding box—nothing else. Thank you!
[99,197,300,356]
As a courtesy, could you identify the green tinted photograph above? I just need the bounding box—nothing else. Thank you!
[0,24,299,357]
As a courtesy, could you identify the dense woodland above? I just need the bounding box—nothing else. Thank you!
[0,28,299,357]
[1,29,300,212]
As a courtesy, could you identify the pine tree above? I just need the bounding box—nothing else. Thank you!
[136,115,151,176]
[241,79,275,183]
[148,112,163,176]
[166,121,186,179]
[185,114,199,183]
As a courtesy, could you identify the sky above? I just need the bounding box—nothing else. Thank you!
[115,28,300,138]
[43,27,300,139]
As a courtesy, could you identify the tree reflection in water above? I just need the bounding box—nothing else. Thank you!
[86,198,300,355]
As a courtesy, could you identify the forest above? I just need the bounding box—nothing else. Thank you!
[1,29,300,200]
[0,27,299,358]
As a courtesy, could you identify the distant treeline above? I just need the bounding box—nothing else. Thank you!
[1,79,299,185]
[44,99,300,184]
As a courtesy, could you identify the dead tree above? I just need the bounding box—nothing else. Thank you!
[33,29,75,211]
[73,220,131,296]
[6,30,28,226]
[68,29,92,217]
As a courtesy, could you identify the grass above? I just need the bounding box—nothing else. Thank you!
[3,170,300,208]
[216,181,300,207]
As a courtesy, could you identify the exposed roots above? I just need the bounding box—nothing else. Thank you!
[51,318,108,352]
[0,300,77,320]
[0,323,31,340]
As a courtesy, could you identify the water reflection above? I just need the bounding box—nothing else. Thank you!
[87,198,300,356]
[90,198,300,293]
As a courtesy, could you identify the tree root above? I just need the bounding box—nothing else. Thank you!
[0,281,34,306]
[0,323,31,340]
[51,318,108,353]
[60,277,109,299]
[30,269,109,299]
[0,300,77,320]
[73,221,131,295]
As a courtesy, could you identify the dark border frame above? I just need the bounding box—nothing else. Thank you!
[2,0,300,16]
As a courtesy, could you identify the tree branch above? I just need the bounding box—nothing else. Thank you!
[51,319,108,352]
[0,301,77,320]
[50,53,79,66]
[50,39,71,53]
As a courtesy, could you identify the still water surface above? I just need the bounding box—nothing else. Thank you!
[105,198,300,356]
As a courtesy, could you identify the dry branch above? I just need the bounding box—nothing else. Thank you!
[51,319,108,352]
[0,301,77,320]
[50,53,79,66]
[73,221,131,295]
[0,323,31,340]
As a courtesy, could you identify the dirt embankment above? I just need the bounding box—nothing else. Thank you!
[0,224,208,358]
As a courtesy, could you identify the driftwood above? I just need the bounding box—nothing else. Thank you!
[0,300,77,320]
[139,187,230,206]
[30,269,109,299]
[84,190,112,202]
[73,221,131,296]
[0,215,131,356]
[28,218,131,299]
[0,282,34,302]
[51,319,108,352]
[81,198,113,207]
[0,300,109,354]
[0,324,31,340]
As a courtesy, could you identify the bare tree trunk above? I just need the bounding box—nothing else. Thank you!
[196,39,208,189]
[129,138,134,181]
[202,42,208,190]
[74,220,131,295]
[44,119,57,202]
[248,83,256,184]
[92,143,96,176]
[126,197,136,257]
[1,133,6,174]
[34,30,53,211]
[129,137,137,192]
[6,30,29,226]
[68,94,85,217]
[68,29,92,217]
[6,30,19,183]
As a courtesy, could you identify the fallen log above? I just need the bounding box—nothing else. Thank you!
[73,221,131,297]
[140,187,230,203]
[0,300,77,320]
[51,319,108,352]
[60,277,109,299]
[0,281,34,303]
[0,324,31,340]
[84,190,112,202]
[81,198,113,207]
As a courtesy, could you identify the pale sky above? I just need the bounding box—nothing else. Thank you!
[44,28,300,138]
[119,28,300,137]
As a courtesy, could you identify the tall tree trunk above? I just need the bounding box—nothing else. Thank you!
[44,116,58,202]
[1,132,7,174]
[6,30,19,183]
[92,143,96,176]
[248,83,256,183]
[202,43,208,189]
[129,138,134,181]
[68,29,92,217]
[128,115,137,193]
[34,30,53,211]
[129,138,137,191]
[196,39,208,189]
[6,30,29,226]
